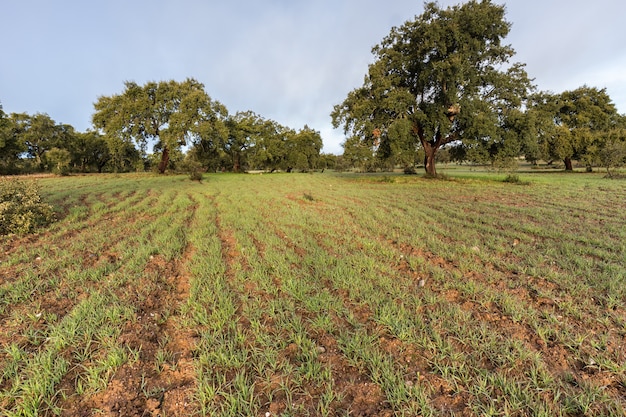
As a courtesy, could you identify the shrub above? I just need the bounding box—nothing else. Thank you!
[178,156,204,182]
[503,174,530,185]
[189,170,203,182]
[0,179,55,235]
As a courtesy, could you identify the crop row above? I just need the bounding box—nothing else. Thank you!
[0,171,624,416]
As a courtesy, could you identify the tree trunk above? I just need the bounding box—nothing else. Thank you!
[564,157,573,171]
[423,142,438,177]
[233,152,241,173]
[158,145,170,174]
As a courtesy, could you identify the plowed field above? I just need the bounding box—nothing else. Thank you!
[1,171,625,416]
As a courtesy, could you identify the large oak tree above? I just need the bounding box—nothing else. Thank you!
[526,86,619,171]
[332,0,531,176]
[92,78,225,173]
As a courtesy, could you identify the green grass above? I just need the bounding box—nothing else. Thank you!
[0,170,625,416]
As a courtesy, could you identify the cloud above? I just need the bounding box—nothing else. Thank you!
[1,0,624,155]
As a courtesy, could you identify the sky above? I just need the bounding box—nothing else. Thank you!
[1,0,625,155]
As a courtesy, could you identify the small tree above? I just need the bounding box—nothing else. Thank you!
[599,139,626,177]
[342,136,376,172]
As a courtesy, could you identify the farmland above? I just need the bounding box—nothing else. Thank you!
[1,170,625,416]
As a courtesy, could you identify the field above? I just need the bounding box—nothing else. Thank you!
[1,169,625,416]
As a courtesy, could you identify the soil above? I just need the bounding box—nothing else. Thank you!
[2,177,625,416]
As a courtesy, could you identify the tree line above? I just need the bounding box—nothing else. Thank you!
[3,0,626,178]
[0,79,335,176]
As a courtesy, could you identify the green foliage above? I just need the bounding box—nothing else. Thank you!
[0,179,55,235]
[332,0,531,176]
[71,131,112,173]
[599,136,626,178]
[92,78,227,174]
[223,111,262,172]
[526,87,619,170]
[46,147,72,176]
[14,113,75,171]
[285,125,323,172]
[0,104,26,175]
[598,117,626,177]
[179,155,205,181]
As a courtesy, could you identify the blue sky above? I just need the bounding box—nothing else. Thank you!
[2,0,625,154]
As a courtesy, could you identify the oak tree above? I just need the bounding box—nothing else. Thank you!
[285,126,323,172]
[9,113,74,171]
[247,119,290,172]
[92,78,225,173]
[0,104,26,174]
[223,111,264,172]
[332,0,531,176]
[527,87,618,170]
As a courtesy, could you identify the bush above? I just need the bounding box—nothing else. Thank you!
[178,156,204,181]
[0,179,55,235]
[503,174,530,185]
[189,170,203,182]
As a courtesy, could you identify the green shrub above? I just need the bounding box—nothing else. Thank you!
[503,174,530,185]
[178,156,204,181]
[0,179,55,235]
[189,170,203,182]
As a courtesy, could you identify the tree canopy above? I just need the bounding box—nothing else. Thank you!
[332,0,532,176]
[92,78,226,173]
[0,104,26,174]
[526,86,619,171]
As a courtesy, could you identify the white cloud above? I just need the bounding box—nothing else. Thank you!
[1,0,624,154]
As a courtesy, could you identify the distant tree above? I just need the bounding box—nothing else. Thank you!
[342,136,377,171]
[247,119,290,172]
[223,111,265,172]
[186,111,229,172]
[318,153,338,170]
[46,147,72,175]
[10,113,73,171]
[285,126,323,172]
[186,139,227,173]
[92,78,225,174]
[462,106,527,170]
[71,131,111,173]
[0,104,25,174]
[101,134,142,172]
[332,0,531,177]
[598,115,626,177]
[527,87,618,171]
